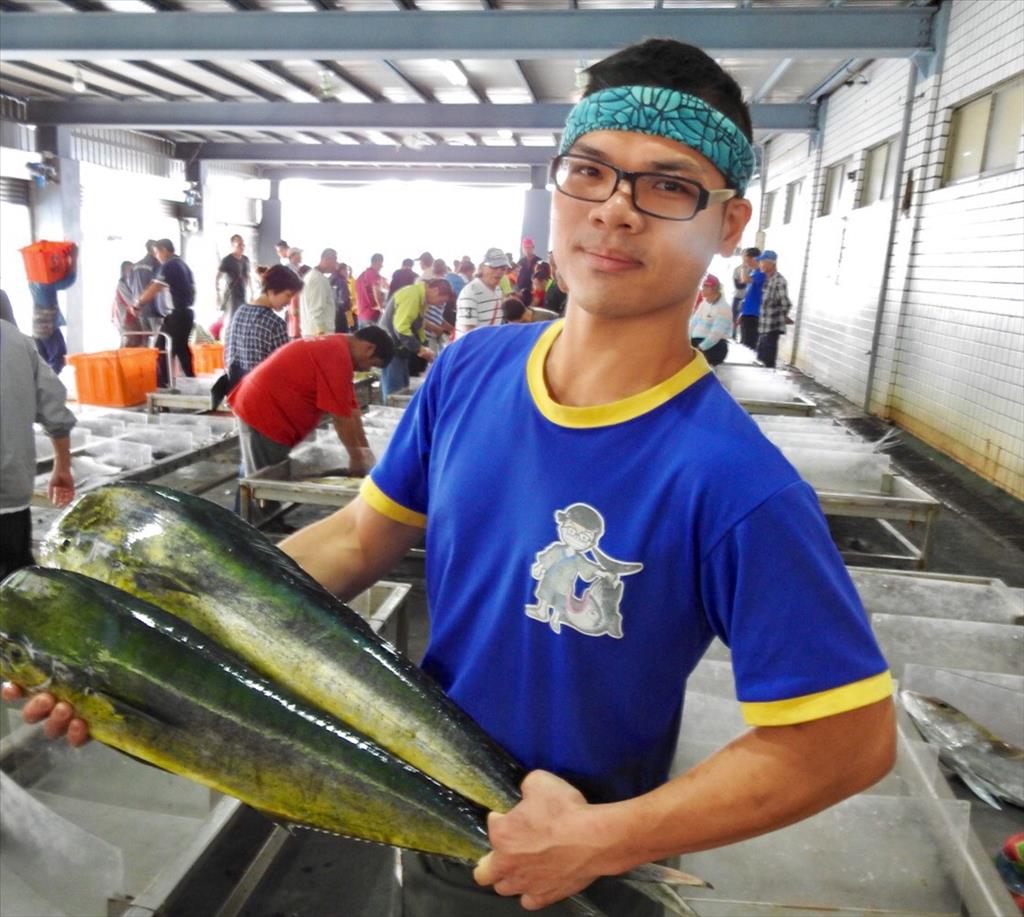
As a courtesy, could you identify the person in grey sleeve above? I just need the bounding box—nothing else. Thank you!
[0,318,76,579]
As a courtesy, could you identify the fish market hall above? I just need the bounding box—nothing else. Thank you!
[0,2,1022,916]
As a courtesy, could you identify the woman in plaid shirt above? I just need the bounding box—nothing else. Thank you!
[225,264,304,386]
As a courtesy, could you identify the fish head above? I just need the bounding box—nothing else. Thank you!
[38,487,130,571]
[0,630,54,691]
[0,568,98,696]
[899,690,976,748]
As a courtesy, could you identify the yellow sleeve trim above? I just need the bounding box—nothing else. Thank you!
[359,477,427,529]
[740,671,893,726]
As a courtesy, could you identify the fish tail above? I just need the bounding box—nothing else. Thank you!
[621,879,702,915]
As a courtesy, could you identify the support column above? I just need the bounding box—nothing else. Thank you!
[182,159,209,263]
[30,126,84,355]
[258,179,283,265]
[520,166,551,256]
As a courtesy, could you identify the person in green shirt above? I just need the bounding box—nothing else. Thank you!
[378,278,452,403]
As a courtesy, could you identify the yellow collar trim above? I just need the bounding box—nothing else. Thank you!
[526,320,712,428]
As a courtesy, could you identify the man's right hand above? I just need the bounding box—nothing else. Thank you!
[1,683,91,746]
[417,347,436,364]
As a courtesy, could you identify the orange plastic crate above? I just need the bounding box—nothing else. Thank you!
[190,342,225,374]
[68,348,158,407]
[20,240,75,284]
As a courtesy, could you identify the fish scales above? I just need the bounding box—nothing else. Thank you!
[0,567,492,860]
[40,483,524,814]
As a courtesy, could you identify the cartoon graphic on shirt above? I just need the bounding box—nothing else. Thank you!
[524,502,643,638]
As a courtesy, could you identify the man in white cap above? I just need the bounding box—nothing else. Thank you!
[455,247,510,336]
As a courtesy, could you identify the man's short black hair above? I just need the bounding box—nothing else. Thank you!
[154,238,175,254]
[261,264,303,295]
[743,247,762,258]
[354,324,394,367]
[402,258,414,268]
[276,239,289,248]
[583,39,752,142]
[423,278,453,297]
[502,296,527,323]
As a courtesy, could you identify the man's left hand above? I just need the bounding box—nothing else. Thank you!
[473,770,604,911]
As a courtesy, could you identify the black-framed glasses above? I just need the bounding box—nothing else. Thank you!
[550,153,737,221]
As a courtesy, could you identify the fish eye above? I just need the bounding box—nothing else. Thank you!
[61,539,71,551]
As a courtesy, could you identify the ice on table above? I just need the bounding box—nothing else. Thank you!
[118,427,194,459]
[765,433,879,453]
[872,614,1024,679]
[678,795,970,916]
[850,568,1022,625]
[780,447,892,493]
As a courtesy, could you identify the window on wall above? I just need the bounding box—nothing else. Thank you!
[783,179,803,224]
[820,160,849,216]
[860,139,896,207]
[762,191,777,228]
[944,77,1024,184]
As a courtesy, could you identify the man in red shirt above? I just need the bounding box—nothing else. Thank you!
[355,253,385,327]
[228,326,393,482]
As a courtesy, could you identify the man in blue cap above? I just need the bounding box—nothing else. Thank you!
[755,250,792,368]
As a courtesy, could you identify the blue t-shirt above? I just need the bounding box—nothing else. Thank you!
[740,268,765,317]
[364,321,891,803]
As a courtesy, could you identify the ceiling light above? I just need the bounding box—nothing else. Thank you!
[71,69,87,94]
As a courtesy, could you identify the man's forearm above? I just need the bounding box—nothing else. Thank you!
[50,436,72,475]
[136,280,163,306]
[279,497,422,600]
[593,699,895,873]
[333,413,369,454]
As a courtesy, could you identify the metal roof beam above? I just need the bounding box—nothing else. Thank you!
[265,167,532,183]
[182,143,554,165]
[24,100,818,132]
[0,9,937,61]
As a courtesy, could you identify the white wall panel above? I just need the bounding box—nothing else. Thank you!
[753,0,1023,498]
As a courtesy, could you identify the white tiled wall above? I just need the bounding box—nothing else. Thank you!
[751,0,1024,499]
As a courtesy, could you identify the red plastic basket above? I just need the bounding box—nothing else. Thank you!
[20,240,75,284]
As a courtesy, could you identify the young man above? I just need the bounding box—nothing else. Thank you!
[731,245,760,339]
[355,253,385,327]
[0,318,76,579]
[227,327,393,481]
[755,250,792,369]
[134,238,196,387]
[6,39,894,917]
[501,296,558,325]
[388,258,419,296]
[455,247,510,335]
[299,248,339,337]
[216,233,251,319]
[378,278,452,403]
[514,237,541,301]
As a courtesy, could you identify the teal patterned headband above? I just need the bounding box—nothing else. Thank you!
[560,85,755,195]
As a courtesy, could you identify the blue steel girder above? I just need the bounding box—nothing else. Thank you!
[0,9,937,61]
[23,101,818,133]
